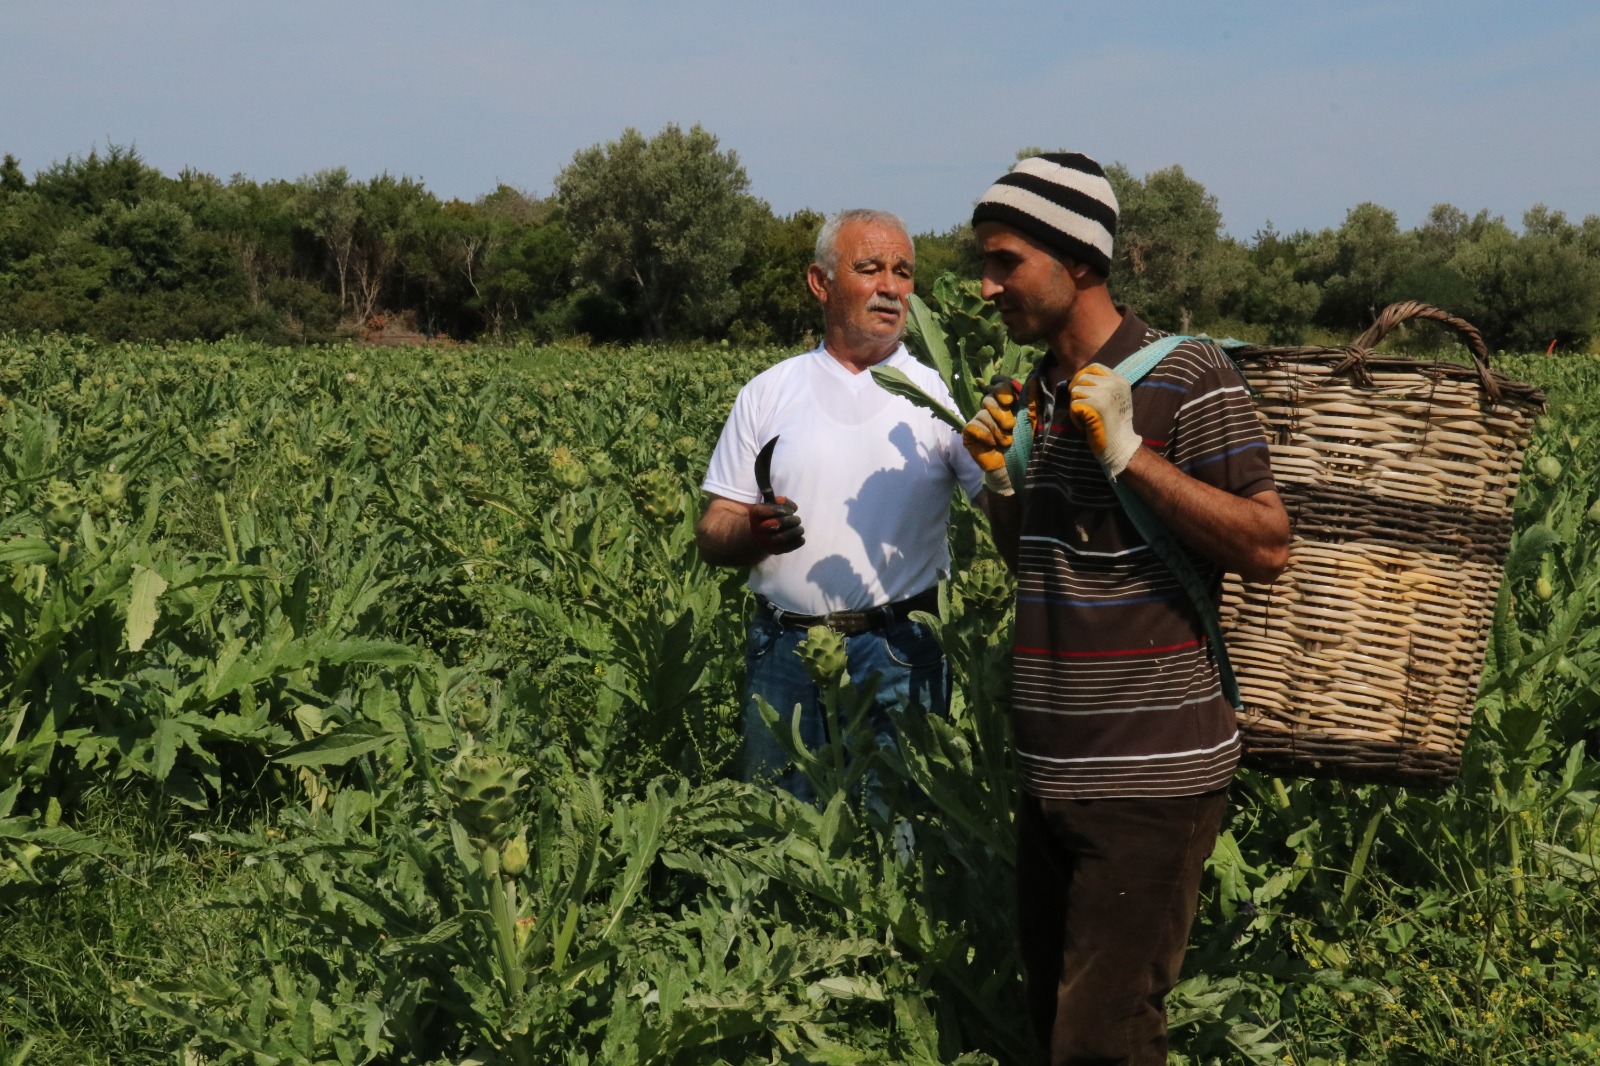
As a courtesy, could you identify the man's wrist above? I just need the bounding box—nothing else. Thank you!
[1103,432,1142,479]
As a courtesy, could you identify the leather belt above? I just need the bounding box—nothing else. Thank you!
[756,587,939,637]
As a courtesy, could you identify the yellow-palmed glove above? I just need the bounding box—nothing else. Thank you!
[962,375,1021,495]
[1068,363,1141,479]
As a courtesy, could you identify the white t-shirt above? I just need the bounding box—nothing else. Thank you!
[702,343,983,615]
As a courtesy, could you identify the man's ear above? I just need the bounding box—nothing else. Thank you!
[806,263,831,304]
[1065,259,1107,290]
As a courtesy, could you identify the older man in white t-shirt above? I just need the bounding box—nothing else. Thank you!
[696,209,983,799]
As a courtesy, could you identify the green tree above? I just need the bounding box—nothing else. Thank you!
[911,222,981,299]
[1450,207,1600,351]
[1234,227,1322,344]
[349,173,437,326]
[294,168,361,317]
[1386,204,1477,324]
[555,123,760,340]
[1298,202,1419,331]
[1105,163,1239,332]
[728,207,824,345]
[462,186,575,339]
[0,154,24,195]
[32,143,160,212]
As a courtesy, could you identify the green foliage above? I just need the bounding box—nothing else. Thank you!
[1106,163,1244,332]
[911,222,981,299]
[2,327,1600,1064]
[903,272,1042,420]
[1451,207,1600,352]
[556,123,763,341]
[4,142,1599,352]
[728,207,824,346]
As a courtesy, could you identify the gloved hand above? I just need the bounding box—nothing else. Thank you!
[1068,363,1141,478]
[963,375,1022,496]
[749,496,805,555]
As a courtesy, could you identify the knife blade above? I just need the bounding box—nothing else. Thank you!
[753,435,779,505]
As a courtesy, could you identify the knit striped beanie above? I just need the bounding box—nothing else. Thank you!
[971,153,1118,278]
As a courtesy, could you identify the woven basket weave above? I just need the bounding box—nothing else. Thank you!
[1217,301,1546,786]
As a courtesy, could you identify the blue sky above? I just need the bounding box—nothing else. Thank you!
[4,2,1598,239]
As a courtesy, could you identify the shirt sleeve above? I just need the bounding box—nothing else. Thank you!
[700,385,763,503]
[1169,346,1276,500]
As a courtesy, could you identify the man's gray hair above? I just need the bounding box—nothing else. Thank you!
[814,208,912,279]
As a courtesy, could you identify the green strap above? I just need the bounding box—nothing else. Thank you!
[1109,480,1242,711]
[1110,340,1242,711]
[1004,397,1032,490]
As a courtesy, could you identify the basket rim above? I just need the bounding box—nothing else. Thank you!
[1226,299,1546,408]
[1230,347,1547,407]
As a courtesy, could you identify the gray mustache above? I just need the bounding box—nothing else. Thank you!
[867,297,903,314]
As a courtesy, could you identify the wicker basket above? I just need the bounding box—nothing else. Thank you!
[1218,301,1546,786]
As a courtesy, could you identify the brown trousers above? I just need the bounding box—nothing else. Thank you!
[1015,789,1229,1066]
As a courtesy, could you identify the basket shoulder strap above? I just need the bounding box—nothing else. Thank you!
[1110,481,1243,710]
[1000,335,1203,489]
[1111,335,1244,711]
[1004,396,1033,490]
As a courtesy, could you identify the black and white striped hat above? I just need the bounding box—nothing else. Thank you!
[971,153,1118,278]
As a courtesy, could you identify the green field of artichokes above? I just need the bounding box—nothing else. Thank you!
[2,330,1599,1064]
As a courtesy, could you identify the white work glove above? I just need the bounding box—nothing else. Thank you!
[1068,363,1141,479]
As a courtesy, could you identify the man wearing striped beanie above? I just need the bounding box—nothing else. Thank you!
[964,153,1290,1065]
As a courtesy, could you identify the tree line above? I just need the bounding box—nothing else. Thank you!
[2,128,1597,352]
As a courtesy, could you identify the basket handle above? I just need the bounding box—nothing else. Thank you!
[1348,300,1502,402]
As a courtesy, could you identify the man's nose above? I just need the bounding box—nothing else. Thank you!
[980,275,1002,301]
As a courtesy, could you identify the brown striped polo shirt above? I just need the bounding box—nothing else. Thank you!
[1012,309,1275,799]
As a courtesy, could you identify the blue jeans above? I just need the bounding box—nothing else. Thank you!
[738,612,950,803]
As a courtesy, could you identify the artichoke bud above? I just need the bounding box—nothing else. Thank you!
[671,436,700,471]
[444,752,528,848]
[631,467,682,527]
[365,425,395,461]
[97,470,127,506]
[76,423,109,454]
[1587,498,1600,526]
[198,436,237,485]
[964,558,1012,615]
[41,479,84,535]
[317,427,353,463]
[797,624,849,687]
[1535,456,1561,482]
[39,381,72,409]
[548,446,588,490]
[500,831,530,878]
